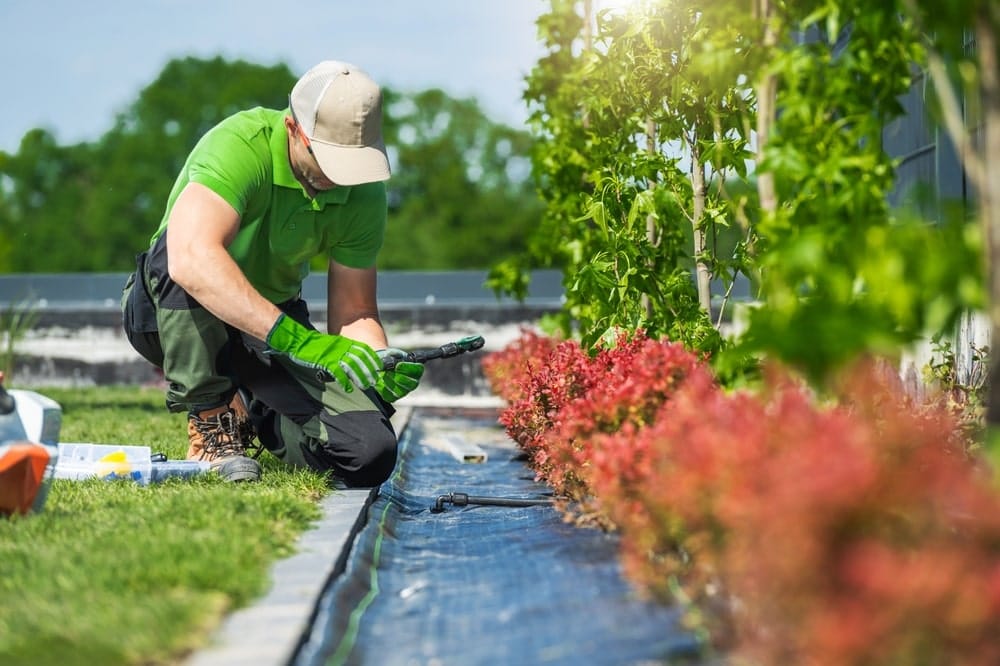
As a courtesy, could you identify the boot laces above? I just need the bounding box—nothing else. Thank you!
[191,408,259,459]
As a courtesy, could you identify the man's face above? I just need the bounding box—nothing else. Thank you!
[285,115,337,193]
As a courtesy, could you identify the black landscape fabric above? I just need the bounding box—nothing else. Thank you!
[296,407,702,666]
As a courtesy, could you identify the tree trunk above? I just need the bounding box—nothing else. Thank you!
[755,0,779,217]
[691,142,713,313]
[643,118,658,320]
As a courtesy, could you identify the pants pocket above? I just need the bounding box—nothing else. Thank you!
[122,251,164,367]
[126,251,159,333]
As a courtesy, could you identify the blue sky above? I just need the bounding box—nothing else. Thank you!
[0,0,548,153]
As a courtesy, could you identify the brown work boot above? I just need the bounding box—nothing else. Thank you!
[187,391,262,482]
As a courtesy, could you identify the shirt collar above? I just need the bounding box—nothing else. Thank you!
[270,111,350,207]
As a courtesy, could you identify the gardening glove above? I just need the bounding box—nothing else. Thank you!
[375,348,424,403]
[265,313,380,392]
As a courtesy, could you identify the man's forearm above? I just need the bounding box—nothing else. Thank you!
[326,262,387,349]
[332,314,388,350]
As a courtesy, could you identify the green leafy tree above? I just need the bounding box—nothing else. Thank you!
[587,2,756,349]
[84,57,297,271]
[0,57,296,272]
[0,130,95,271]
[0,57,540,274]
[738,1,982,384]
[504,0,983,391]
[494,0,755,355]
[378,88,542,270]
[487,0,590,323]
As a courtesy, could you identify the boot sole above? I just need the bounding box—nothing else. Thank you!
[211,456,262,482]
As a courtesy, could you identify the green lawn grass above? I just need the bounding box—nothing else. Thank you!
[0,385,332,666]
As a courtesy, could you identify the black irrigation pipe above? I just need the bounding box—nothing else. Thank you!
[430,492,554,513]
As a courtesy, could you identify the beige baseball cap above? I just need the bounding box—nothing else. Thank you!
[289,61,391,186]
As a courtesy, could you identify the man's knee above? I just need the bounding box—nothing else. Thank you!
[260,407,398,487]
[339,426,397,487]
[315,407,399,487]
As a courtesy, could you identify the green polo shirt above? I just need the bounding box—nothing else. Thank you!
[149,107,387,303]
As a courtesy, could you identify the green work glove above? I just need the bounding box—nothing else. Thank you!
[375,348,424,403]
[265,313,380,392]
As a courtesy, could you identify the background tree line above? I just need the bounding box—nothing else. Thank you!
[0,56,542,273]
[489,0,992,396]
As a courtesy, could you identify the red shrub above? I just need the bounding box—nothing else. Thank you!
[495,336,600,483]
[481,329,561,403]
[724,362,1000,666]
[483,335,1000,665]
[491,330,707,500]
[585,362,1000,663]
[587,368,778,639]
[546,333,706,497]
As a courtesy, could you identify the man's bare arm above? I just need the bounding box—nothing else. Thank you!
[165,182,282,341]
[327,261,388,350]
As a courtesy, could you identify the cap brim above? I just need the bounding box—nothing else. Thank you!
[310,139,391,186]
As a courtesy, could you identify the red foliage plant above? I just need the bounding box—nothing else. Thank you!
[721,361,1000,666]
[483,334,1000,665]
[599,360,1000,664]
[487,329,706,500]
[585,366,778,641]
[488,333,600,484]
[481,329,561,404]
[541,331,707,501]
